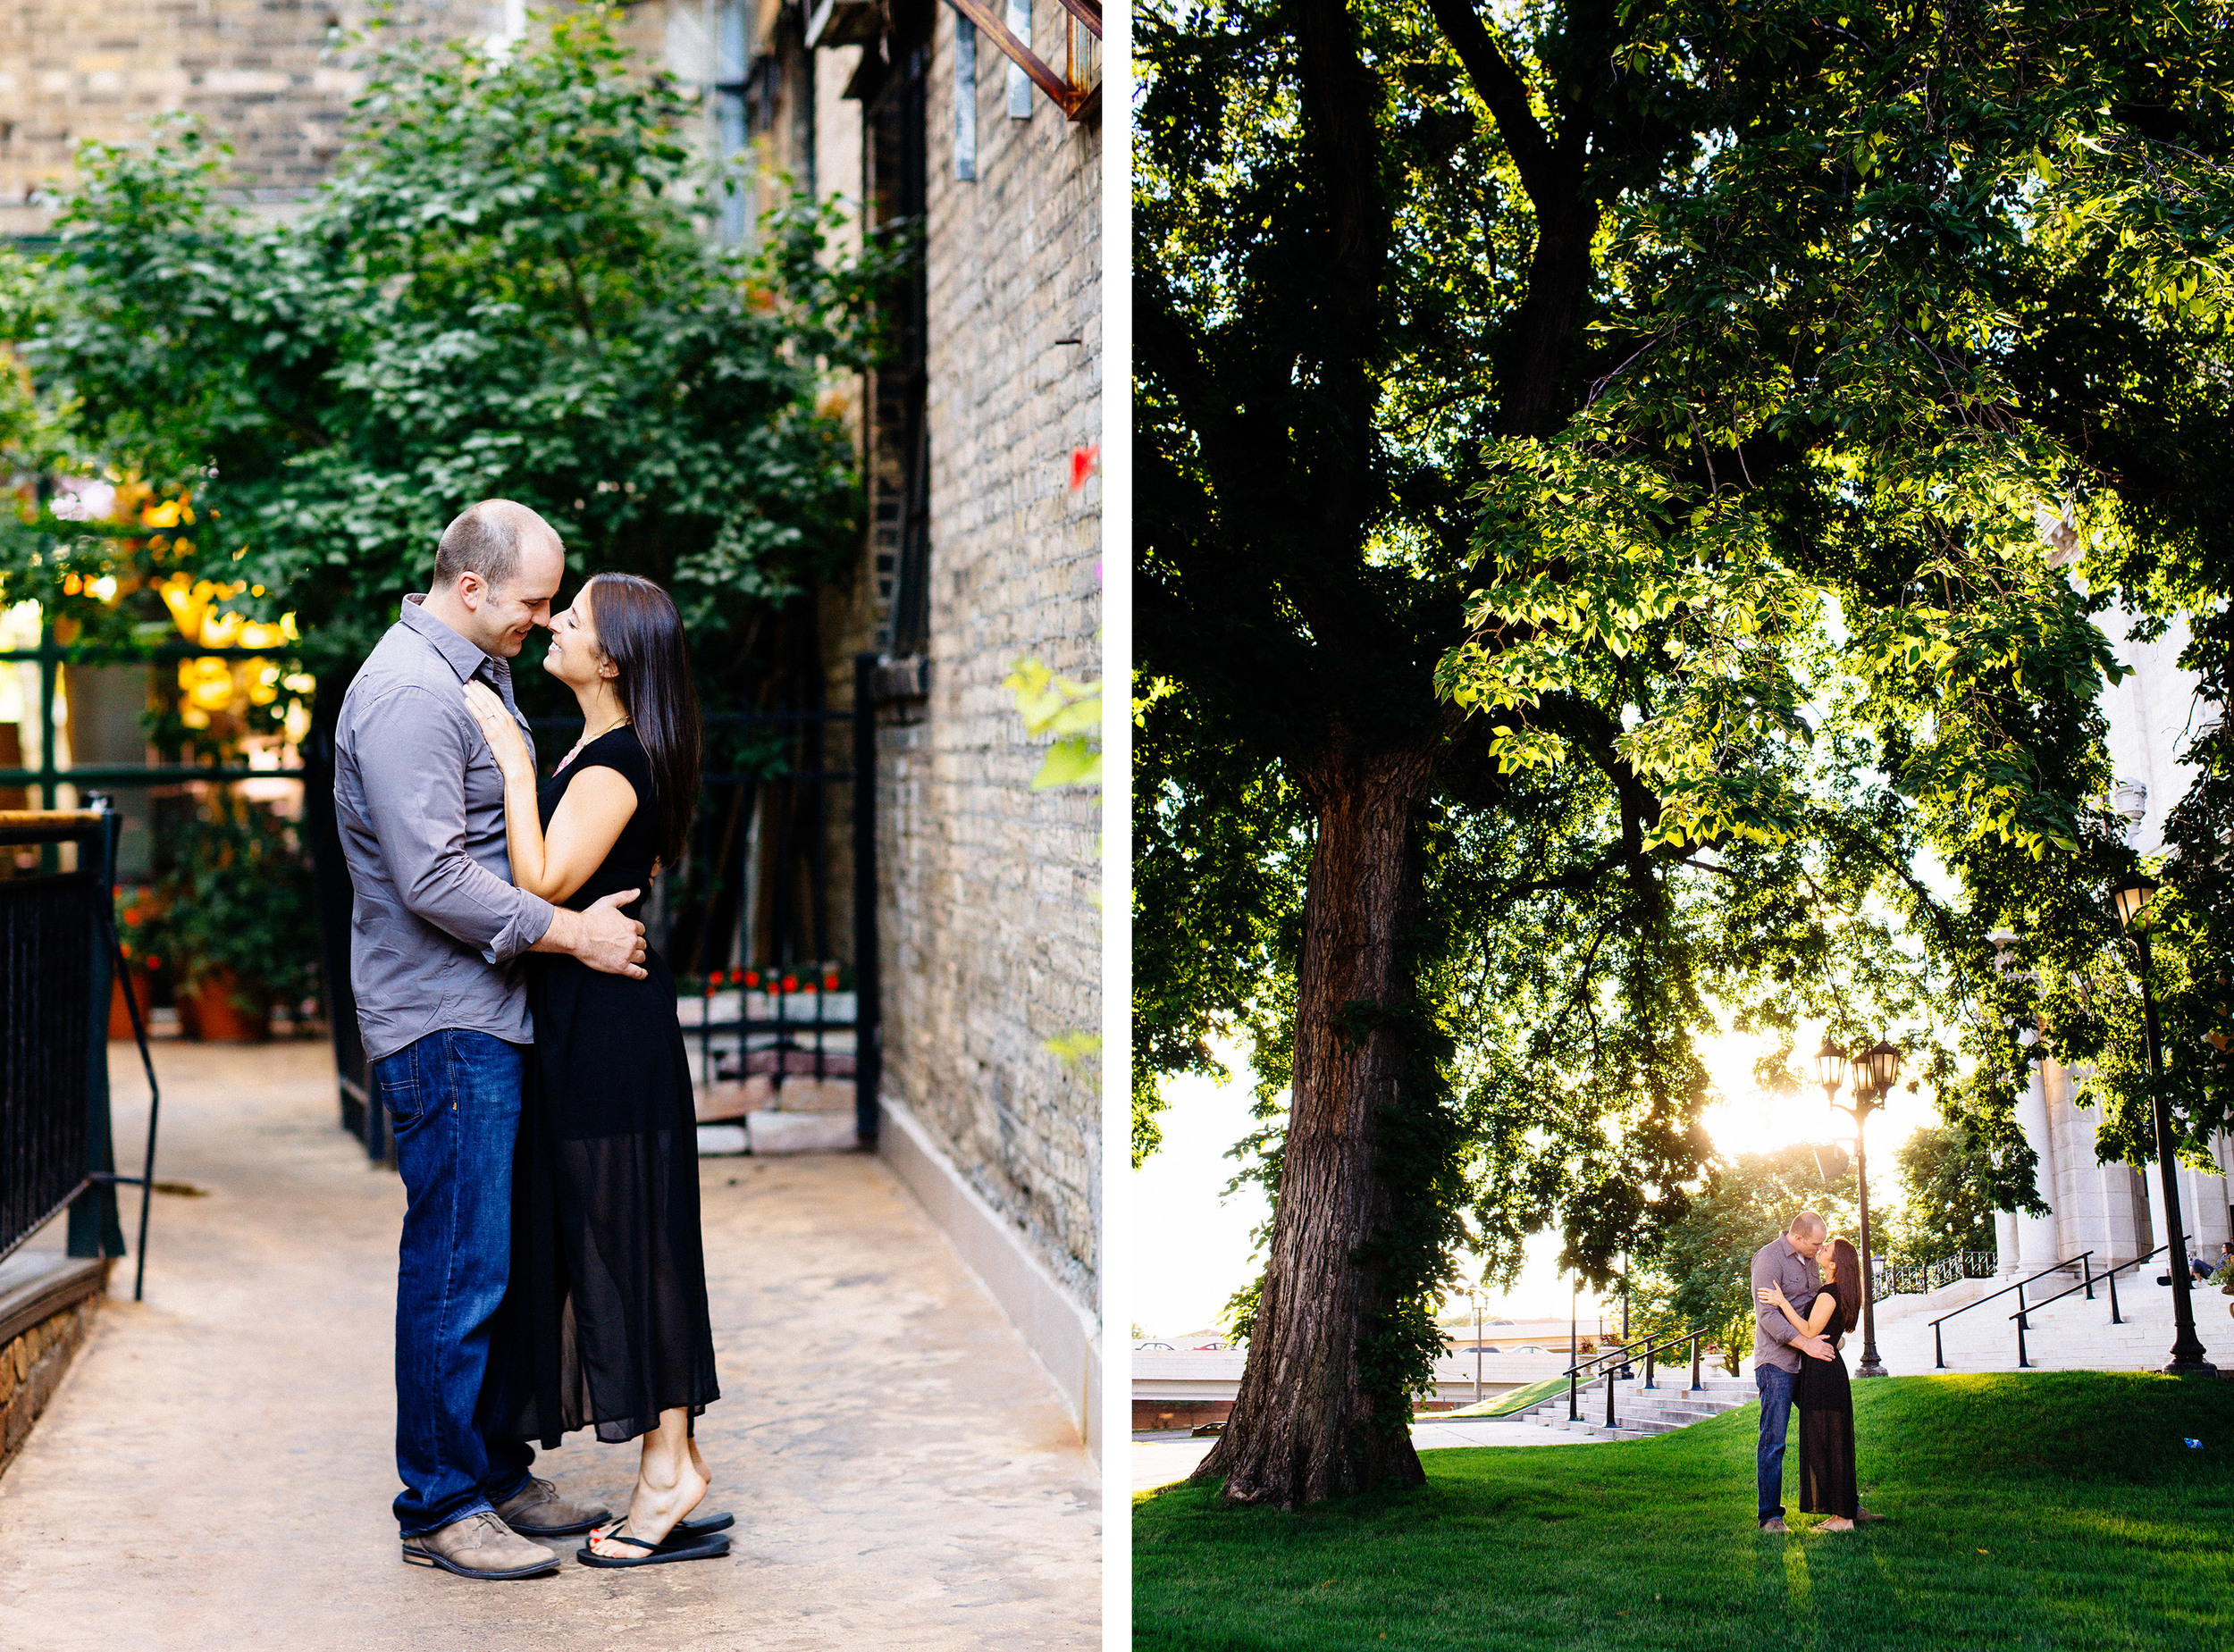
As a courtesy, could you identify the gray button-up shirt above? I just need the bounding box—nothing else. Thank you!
[334,595,554,1062]
[1750,1234,1823,1374]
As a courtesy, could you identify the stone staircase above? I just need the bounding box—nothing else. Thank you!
[1866,1263,2233,1375]
[1507,1374,1757,1442]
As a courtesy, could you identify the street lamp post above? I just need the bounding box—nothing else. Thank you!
[1819,1036,1897,1378]
[1468,1287,1483,1405]
[2111,874,2216,1378]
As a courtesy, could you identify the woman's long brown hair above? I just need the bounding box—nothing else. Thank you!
[1830,1238,1861,1334]
[582,573,701,870]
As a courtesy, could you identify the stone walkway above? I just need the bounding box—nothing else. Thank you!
[0,1042,1098,1651]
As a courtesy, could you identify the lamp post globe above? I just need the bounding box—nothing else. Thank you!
[1858,1039,1902,1099]
[2109,872,2215,1376]
[2111,873,2158,935]
[1813,1039,1846,1100]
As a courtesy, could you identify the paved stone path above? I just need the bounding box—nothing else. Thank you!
[1131,1416,1595,1492]
[0,1042,1098,1650]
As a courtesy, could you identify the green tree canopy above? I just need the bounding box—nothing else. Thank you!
[1138,0,2234,1505]
[1,8,894,698]
[1894,1120,2003,1261]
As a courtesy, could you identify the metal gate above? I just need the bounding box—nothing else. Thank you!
[307,653,883,1160]
[0,804,162,1296]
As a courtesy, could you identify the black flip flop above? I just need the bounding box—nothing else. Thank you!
[669,1510,734,1539]
[577,1524,732,1568]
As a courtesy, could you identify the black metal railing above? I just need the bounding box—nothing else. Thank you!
[1872,1250,1998,1303]
[2008,1237,2188,1367]
[1561,1322,1717,1432]
[673,654,882,1145]
[0,803,161,1296]
[1927,1252,2093,1369]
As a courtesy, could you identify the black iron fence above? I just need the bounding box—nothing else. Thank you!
[1873,1250,1998,1303]
[0,804,161,1296]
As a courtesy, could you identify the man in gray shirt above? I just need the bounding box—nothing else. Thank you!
[335,500,646,1580]
[1751,1212,1834,1531]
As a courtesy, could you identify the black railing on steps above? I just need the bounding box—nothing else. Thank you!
[1560,1322,1720,1433]
[1927,1252,2095,1369]
[2009,1237,2188,1366]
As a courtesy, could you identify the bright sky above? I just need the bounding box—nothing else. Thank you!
[1129,1028,1945,1341]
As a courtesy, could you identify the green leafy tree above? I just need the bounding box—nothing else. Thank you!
[1631,1145,1858,1377]
[1893,1122,2001,1262]
[3,9,894,704]
[1138,0,2233,1506]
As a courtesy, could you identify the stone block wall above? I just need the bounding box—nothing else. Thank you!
[881,3,1100,1312]
[0,1,506,238]
[0,1292,100,1479]
[813,5,1100,1318]
[0,2,693,238]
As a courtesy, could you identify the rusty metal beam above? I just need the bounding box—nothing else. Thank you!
[945,0,1088,119]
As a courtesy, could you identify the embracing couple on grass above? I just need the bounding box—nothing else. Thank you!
[1751,1210,1885,1534]
[335,500,726,1580]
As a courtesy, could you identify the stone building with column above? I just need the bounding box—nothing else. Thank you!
[3,0,1104,1451]
[1994,610,2234,1279]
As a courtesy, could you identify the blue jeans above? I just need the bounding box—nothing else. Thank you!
[377,1029,535,1536]
[1755,1363,1796,1523]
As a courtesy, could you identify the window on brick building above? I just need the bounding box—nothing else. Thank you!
[1005,0,1033,120]
[954,13,978,180]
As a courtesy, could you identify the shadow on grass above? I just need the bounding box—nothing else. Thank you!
[1133,1372,2234,1652]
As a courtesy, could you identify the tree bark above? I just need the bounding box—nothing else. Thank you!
[1193,742,1438,1506]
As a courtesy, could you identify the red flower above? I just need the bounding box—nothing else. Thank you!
[743,969,760,988]
[780,973,798,994]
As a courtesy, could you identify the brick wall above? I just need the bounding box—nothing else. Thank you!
[0,1,506,238]
[0,1293,100,1478]
[879,4,1101,1312]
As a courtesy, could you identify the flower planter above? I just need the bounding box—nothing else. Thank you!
[106,969,156,1040]
[177,970,269,1044]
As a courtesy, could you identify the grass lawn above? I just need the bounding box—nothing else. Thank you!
[1134,1371,2234,1650]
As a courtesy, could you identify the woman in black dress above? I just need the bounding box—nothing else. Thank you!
[464,572,725,1568]
[1759,1237,1862,1530]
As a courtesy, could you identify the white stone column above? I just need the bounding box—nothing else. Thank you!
[2194,1158,2231,1254]
[2014,1059,2062,1269]
[1995,1208,2022,1277]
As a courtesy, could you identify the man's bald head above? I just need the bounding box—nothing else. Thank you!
[1788,1211,1827,1245]
[433,499,563,594]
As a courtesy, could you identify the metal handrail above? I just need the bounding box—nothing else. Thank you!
[1561,1322,1718,1430]
[1927,1252,2094,1369]
[2011,1237,2185,1358]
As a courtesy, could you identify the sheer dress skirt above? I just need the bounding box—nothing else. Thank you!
[1794,1338,1858,1519]
[495,945,721,1447]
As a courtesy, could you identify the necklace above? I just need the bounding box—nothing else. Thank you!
[559,712,629,769]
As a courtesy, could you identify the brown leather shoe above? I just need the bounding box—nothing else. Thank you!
[401,1511,561,1579]
[492,1476,610,1538]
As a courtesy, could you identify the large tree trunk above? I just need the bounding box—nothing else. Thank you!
[1193,743,1437,1506]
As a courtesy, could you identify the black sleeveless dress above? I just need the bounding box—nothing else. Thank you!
[1795,1282,1857,1518]
[498,726,719,1447]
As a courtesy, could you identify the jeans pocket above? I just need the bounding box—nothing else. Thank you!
[374,1050,427,1128]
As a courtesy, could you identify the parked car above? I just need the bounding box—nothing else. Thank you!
[1189,1339,1229,1351]
[1133,1340,1174,1351]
